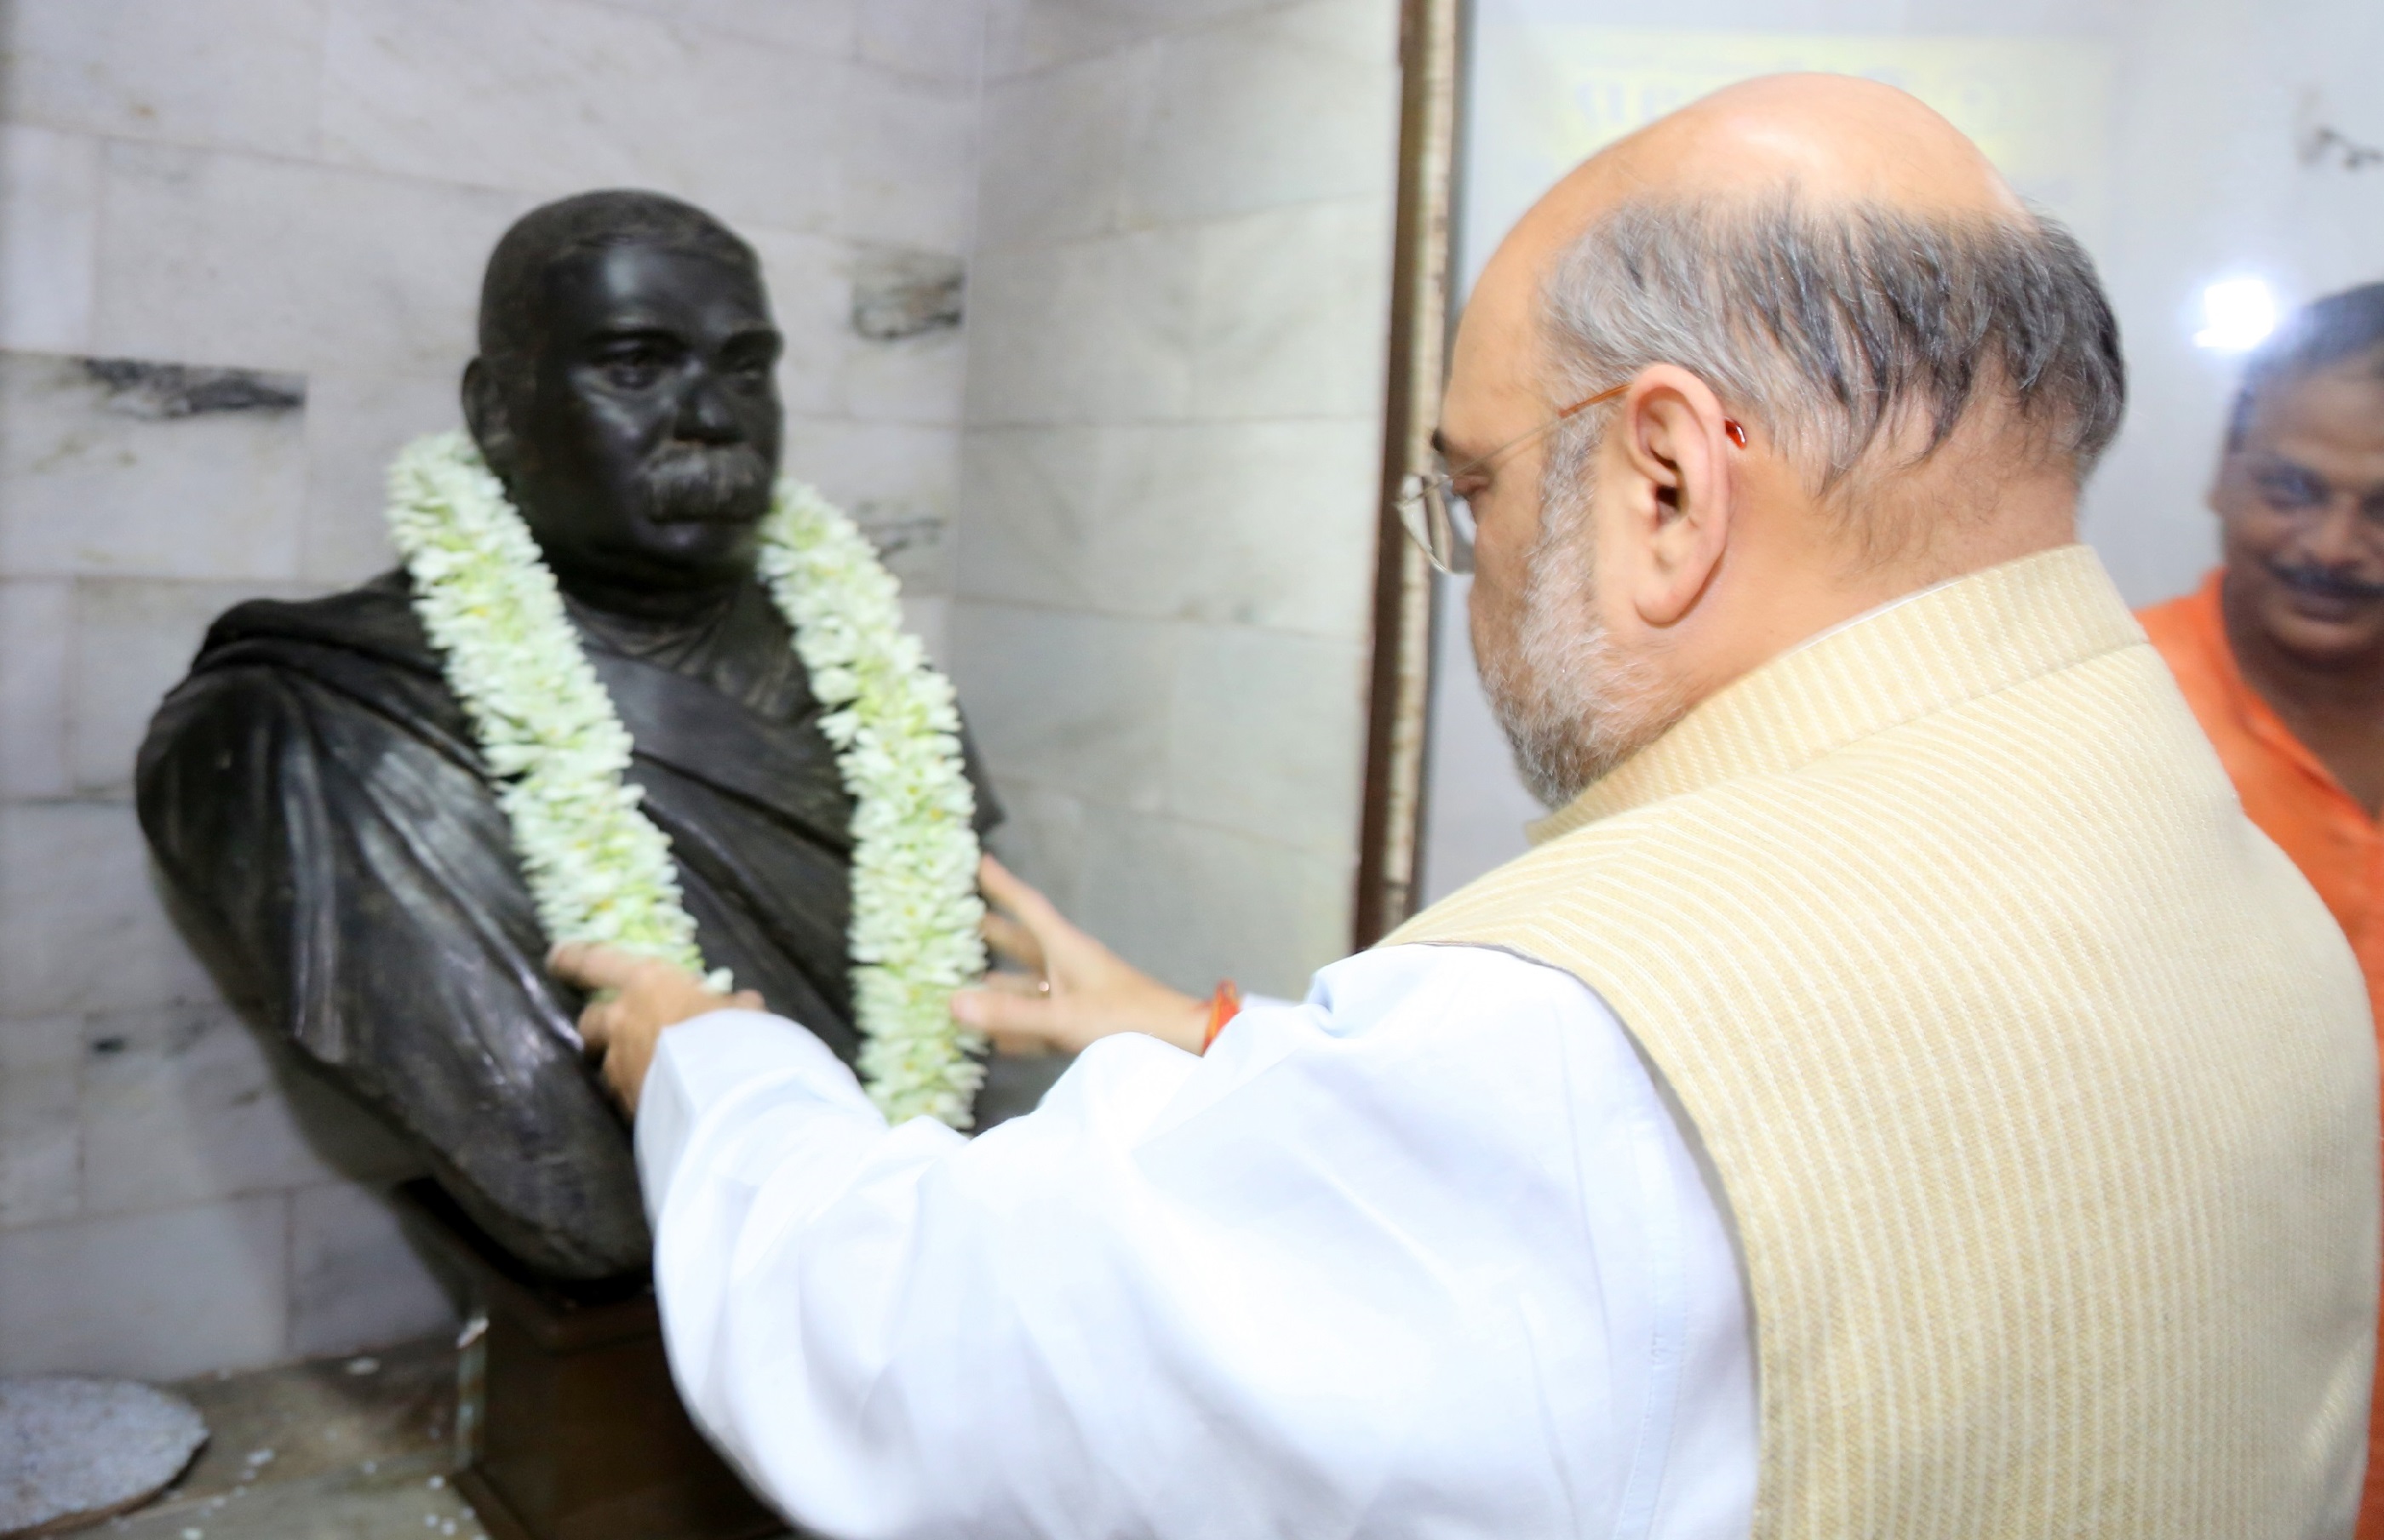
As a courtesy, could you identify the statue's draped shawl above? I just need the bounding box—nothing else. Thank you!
[135,571,1000,1281]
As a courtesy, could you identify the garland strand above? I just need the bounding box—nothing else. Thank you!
[387,432,987,1125]
[758,481,989,1125]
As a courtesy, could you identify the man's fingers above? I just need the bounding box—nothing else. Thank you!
[578,998,617,1053]
[729,990,764,1011]
[981,912,1044,971]
[950,983,1059,1042]
[977,856,1072,942]
[549,941,650,993]
[601,1050,643,1112]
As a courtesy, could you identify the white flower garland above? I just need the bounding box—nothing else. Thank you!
[385,431,987,1126]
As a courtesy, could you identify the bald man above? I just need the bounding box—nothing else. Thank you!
[555,77,2376,1538]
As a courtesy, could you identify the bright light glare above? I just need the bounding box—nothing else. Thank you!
[2194,278,2280,353]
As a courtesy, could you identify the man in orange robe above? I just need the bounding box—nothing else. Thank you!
[2141,280,2384,1534]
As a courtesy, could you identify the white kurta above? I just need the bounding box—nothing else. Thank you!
[637,942,1756,1540]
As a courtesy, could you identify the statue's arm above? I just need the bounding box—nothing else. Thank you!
[137,666,652,1280]
[136,666,318,1032]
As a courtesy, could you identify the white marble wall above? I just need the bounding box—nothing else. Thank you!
[954,0,1401,998]
[0,0,989,1378]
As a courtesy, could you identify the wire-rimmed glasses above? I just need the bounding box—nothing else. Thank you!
[1396,383,1745,575]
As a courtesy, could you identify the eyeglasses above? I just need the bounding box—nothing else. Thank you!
[1396,384,1747,575]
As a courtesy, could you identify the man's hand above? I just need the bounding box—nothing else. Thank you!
[952,856,1208,1056]
[549,943,762,1114]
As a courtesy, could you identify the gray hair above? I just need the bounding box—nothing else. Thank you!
[2227,281,2384,448]
[1538,194,2125,537]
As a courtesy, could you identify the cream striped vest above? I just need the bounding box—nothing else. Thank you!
[1391,547,2378,1537]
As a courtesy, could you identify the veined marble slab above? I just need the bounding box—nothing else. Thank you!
[0,350,306,583]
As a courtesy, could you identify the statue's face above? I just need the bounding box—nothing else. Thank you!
[482,242,784,598]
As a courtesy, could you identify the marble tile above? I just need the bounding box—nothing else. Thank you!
[733,229,845,422]
[68,579,317,799]
[954,426,1109,612]
[288,1182,459,1358]
[783,416,961,512]
[79,1006,357,1216]
[1130,420,1380,639]
[945,602,1176,810]
[0,0,326,157]
[973,53,1148,252]
[977,781,1089,916]
[963,232,1198,426]
[858,0,989,83]
[1074,805,1350,999]
[850,247,966,342]
[1189,196,1395,421]
[841,316,969,427]
[1124,0,1400,230]
[95,140,530,381]
[957,419,1379,638]
[1166,624,1367,855]
[322,0,841,235]
[0,349,308,582]
[0,801,221,1020]
[0,1194,289,1377]
[0,125,100,355]
[0,579,72,799]
[0,1016,81,1229]
[301,373,461,584]
[589,0,856,53]
[981,0,1286,78]
[1266,0,1401,66]
[782,417,961,593]
[842,64,979,253]
[742,240,974,438]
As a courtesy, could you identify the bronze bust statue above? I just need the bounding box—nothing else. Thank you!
[137,191,1020,1283]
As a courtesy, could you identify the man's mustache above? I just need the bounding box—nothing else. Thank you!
[637,441,773,524]
[2268,558,2384,604]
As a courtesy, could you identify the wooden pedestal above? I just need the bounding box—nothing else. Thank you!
[396,1181,789,1540]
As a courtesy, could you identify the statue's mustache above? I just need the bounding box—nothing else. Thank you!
[2270,558,2384,604]
[638,441,772,524]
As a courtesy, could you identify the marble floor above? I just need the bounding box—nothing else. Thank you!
[98,1335,487,1540]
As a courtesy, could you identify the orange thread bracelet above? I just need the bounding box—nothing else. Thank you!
[1201,981,1243,1054]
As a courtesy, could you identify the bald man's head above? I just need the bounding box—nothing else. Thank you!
[1453,76,2124,806]
[1504,75,2026,253]
[1455,75,2123,552]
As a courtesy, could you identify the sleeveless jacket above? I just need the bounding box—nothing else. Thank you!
[1391,546,2378,1537]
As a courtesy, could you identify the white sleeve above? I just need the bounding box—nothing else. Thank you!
[635,945,1754,1540]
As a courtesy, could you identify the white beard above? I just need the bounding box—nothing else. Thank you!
[1477,487,1688,810]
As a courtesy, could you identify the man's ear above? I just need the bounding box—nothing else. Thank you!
[1611,364,1734,628]
[461,358,516,477]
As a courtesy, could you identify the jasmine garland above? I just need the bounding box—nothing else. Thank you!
[386,432,988,1127]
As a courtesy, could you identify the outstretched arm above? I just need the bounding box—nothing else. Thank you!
[554,926,1740,1539]
[555,856,1212,1108]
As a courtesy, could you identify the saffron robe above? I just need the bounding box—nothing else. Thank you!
[135,570,1006,1282]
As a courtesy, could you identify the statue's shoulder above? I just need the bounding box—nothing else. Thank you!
[154,570,472,757]
[197,570,434,675]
